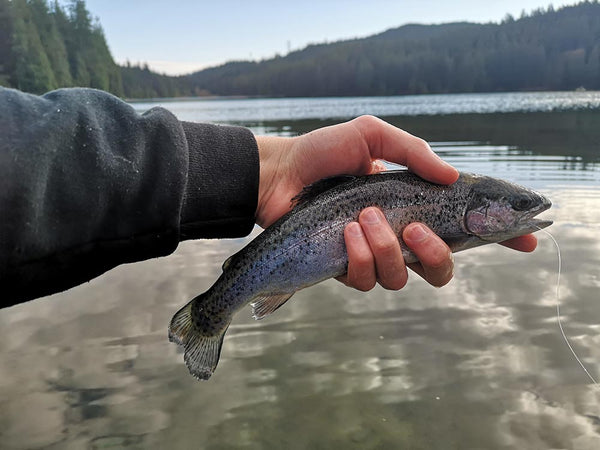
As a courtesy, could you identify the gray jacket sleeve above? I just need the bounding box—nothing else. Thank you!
[0,87,259,306]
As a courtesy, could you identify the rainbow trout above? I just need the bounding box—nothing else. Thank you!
[169,171,552,379]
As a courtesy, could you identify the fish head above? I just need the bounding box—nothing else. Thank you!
[462,174,552,242]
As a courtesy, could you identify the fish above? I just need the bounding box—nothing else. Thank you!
[169,170,552,380]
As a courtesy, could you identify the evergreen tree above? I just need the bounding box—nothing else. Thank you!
[10,0,57,92]
[29,0,71,86]
[0,0,13,86]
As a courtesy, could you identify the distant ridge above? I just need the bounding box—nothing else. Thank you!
[185,3,600,97]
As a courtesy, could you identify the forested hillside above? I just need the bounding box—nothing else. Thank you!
[0,0,123,95]
[187,2,600,96]
[1,0,599,98]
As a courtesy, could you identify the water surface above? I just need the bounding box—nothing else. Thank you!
[1,93,600,449]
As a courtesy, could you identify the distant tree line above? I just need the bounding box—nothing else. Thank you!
[1,1,600,98]
[187,2,600,96]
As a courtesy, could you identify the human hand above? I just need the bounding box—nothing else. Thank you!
[255,115,537,290]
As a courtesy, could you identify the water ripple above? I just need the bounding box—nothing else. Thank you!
[131,92,600,122]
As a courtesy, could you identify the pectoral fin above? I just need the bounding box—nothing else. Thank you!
[251,292,295,320]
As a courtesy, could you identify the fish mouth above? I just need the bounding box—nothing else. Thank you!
[527,218,553,230]
[516,197,553,233]
[523,194,552,230]
[510,216,552,237]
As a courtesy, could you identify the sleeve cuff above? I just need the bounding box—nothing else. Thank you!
[180,122,259,239]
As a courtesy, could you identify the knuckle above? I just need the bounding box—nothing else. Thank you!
[352,252,374,269]
[414,137,431,152]
[353,114,380,128]
[373,238,400,257]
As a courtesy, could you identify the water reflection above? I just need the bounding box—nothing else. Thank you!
[131,92,600,122]
[497,389,600,449]
[2,103,600,448]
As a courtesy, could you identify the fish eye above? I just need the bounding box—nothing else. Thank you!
[512,195,533,211]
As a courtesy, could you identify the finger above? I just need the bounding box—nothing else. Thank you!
[351,115,459,185]
[500,234,538,252]
[343,222,377,291]
[406,261,427,280]
[359,207,408,290]
[402,223,453,287]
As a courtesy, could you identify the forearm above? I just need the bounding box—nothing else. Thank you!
[0,87,258,306]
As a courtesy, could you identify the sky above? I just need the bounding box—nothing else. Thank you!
[81,0,582,75]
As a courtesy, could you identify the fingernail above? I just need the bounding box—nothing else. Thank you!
[406,224,428,242]
[347,222,363,237]
[362,208,381,224]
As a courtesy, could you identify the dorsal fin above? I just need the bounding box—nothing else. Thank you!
[291,175,357,208]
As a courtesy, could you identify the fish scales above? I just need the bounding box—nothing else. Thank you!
[213,172,466,314]
[169,170,552,380]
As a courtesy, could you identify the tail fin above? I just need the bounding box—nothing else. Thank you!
[168,295,230,380]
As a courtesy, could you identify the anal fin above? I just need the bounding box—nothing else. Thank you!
[251,292,295,320]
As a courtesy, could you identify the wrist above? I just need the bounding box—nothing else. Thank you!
[255,135,295,227]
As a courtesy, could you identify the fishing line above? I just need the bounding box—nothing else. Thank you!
[537,226,599,386]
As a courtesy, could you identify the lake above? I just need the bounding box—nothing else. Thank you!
[1,92,600,449]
